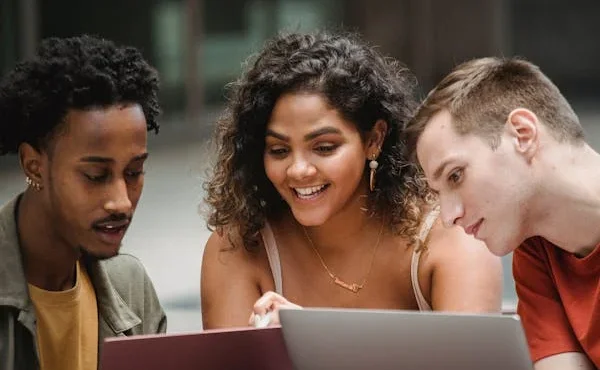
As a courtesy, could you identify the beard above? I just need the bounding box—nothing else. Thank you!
[79,244,121,261]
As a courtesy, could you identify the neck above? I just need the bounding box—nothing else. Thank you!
[528,143,600,257]
[18,191,80,291]
[299,185,384,253]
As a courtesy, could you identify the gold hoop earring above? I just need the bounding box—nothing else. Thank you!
[26,176,42,191]
[369,154,379,192]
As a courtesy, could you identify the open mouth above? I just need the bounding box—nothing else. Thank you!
[293,184,330,200]
[94,224,127,234]
[92,219,130,245]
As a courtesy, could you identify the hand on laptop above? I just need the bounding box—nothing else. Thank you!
[249,291,302,328]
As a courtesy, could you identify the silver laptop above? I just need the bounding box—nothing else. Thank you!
[279,308,533,370]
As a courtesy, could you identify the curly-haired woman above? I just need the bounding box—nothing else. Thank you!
[201,31,503,329]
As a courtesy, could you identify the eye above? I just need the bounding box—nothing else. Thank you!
[314,144,338,154]
[125,170,145,179]
[267,146,289,157]
[84,172,108,183]
[448,168,463,185]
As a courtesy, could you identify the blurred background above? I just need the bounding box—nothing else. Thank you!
[1,0,599,332]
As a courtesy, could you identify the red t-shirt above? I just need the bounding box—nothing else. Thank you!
[513,237,600,366]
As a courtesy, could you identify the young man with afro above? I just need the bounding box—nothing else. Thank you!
[0,35,166,370]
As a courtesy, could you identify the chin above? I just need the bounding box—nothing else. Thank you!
[82,245,122,261]
[485,240,514,257]
[291,210,328,227]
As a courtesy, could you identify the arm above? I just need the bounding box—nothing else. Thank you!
[534,353,594,370]
[427,221,503,312]
[514,239,591,369]
[201,231,270,329]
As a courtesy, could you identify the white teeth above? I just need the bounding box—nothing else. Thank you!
[96,221,129,230]
[294,185,326,196]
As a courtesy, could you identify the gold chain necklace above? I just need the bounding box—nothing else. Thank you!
[302,222,384,293]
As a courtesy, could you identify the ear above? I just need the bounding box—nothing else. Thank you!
[19,143,45,188]
[366,119,388,158]
[505,108,539,161]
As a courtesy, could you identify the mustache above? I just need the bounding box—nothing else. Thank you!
[92,213,131,227]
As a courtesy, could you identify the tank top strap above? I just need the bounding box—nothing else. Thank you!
[410,208,440,311]
[260,222,284,295]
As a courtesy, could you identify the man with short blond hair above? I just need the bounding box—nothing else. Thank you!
[406,57,600,370]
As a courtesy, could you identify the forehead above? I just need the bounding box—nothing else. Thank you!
[416,110,473,177]
[417,110,458,154]
[52,104,148,160]
[268,93,357,134]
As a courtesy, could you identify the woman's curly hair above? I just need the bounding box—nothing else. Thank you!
[204,30,431,251]
[0,34,160,155]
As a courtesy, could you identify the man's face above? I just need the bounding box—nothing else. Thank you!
[39,104,148,259]
[416,110,533,256]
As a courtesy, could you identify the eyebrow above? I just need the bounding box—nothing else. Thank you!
[265,127,342,142]
[431,158,453,182]
[80,153,149,164]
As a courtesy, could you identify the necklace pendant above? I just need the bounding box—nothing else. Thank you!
[334,277,361,293]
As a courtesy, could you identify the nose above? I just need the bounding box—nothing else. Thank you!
[287,155,317,180]
[439,192,464,228]
[103,178,133,215]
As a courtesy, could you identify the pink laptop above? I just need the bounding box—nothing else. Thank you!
[100,326,293,370]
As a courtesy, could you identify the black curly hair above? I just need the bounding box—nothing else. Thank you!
[205,30,431,251]
[0,34,160,155]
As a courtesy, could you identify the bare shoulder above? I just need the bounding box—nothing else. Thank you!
[425,218,503,312]
[201,230,272,285]
[201,229,274,328]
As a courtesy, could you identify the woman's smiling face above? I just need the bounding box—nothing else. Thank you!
[263,92,374,226]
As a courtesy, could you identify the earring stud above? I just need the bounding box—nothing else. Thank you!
[25,176,42,191]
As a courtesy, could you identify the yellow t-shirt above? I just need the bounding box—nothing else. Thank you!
[28,260,99,370]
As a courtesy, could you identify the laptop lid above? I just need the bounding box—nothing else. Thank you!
[279,308,533,370]
[100,326,293,370]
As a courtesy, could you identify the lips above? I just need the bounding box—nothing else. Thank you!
[464,219,483,238]
[92,218,130,245]
[292,184,330,200]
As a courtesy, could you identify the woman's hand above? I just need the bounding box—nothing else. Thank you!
[248,291,303,327]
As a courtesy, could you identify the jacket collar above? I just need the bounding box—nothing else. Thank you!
[0,195,30,310]
[0,194,140,334]
[88,259,141,334]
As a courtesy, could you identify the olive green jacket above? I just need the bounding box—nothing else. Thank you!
[0,196,167,370]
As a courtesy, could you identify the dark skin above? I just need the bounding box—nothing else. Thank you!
[17,104,148,291]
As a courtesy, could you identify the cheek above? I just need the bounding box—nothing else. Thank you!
[329,163,363,184]
[47,183,90,229]
[128,182,144,207]
[46,170,101,229]
[328,151,365,182]
[263,158,283,185]
[50,172,88,207]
